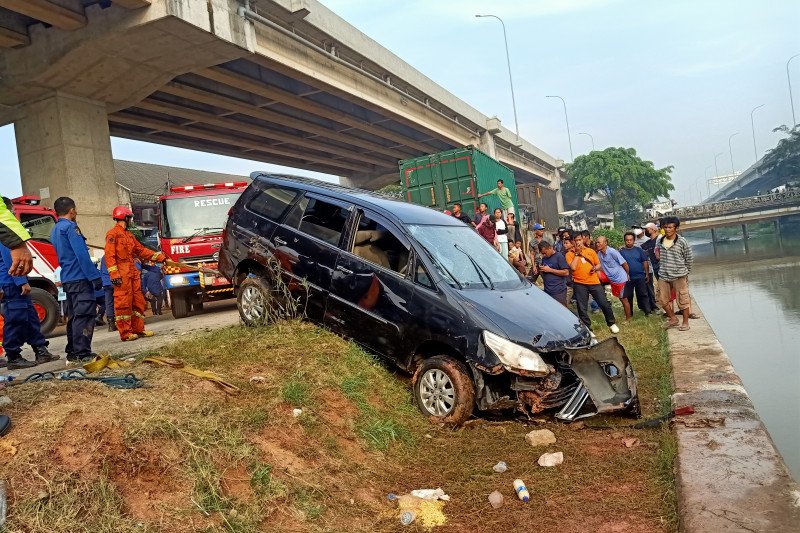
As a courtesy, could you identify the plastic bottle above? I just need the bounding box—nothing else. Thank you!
[400,510,416,525]
[513,479,530,502]
[492,461,508,473]
[0,375,16,384]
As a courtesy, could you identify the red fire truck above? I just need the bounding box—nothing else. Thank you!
[153,182,247,318]
[7,196,61,335]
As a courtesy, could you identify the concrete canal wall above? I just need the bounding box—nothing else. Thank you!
[670,299,800,532]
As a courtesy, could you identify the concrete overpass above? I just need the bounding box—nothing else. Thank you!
[704,155,790,203]
[0,0,564,243]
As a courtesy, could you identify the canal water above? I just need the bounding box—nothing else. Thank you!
[687,228,800,480]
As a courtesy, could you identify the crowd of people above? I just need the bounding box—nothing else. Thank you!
[447,190,696,337]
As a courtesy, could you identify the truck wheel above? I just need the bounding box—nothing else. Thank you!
[171,292,189,319]
[30,288,59,336]
[237,276,273,326]
[412,355,475,426]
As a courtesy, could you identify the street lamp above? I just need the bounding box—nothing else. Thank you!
[704,165,712,197]
[713,152,724,178]
[546,95,574,161]
[750,104,766,162]
[787,53,800,127]
[694,176,703,204]
[476,15,519,139]
[728,132,739,175]
[577,132,595,151]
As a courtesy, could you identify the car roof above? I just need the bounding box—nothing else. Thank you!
[252,172,464,226]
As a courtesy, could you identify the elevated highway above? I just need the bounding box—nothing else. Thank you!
[0,0,563,243]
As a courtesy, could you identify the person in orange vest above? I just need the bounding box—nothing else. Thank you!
[104,206,166,342]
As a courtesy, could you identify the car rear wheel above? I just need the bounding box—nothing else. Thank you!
[237,276,272,326]
[412,355,475,426]
[30,288,58,336]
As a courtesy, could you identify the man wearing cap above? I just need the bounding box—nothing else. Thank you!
[632,227,648,247]
[528,223,553,282]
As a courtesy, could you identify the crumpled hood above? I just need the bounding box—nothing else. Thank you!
[457,284,590,350]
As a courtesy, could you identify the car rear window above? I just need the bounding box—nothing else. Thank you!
[247,186,299,222]
[284,196,349,245]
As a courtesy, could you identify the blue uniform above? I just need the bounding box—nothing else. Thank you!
[100,257,115,323]
[0,244,48,358]
[142,264,164,315]
[50,217,101,358]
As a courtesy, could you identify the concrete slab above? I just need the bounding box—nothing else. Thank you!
[670,300,800,532]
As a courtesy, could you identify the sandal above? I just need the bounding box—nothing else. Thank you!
[663,320,679,330]
[678,324,690,331]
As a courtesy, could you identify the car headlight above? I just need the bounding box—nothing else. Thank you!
[170,275,188,286]
[483,330,549,374]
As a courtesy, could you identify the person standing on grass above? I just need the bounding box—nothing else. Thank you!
[619,231,653,317]
[640,222,660,312]
[655,216,694,331]
[538,241,570,306]
[595,235,632,320]
[493,208,509,259]
[478,179,514,219]
[566,233,619,335]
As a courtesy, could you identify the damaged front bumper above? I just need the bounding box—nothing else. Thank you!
[471,337,639,421]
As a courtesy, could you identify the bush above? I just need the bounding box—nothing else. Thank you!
[593,227,624,248]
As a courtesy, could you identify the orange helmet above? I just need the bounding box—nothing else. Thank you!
[112,205,134,220]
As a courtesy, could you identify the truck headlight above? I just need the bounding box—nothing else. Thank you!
[483,330,549,375]
[171,275,188,286]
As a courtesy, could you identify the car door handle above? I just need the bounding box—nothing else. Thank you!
[336,265,353,275]
[274,237,287,246]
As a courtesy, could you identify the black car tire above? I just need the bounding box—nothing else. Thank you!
[237,276,273,327]
[30,287,59,336]
[412,355,475,426]
[171,292,189,319]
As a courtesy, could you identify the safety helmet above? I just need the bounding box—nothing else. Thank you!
[112,205,134,220]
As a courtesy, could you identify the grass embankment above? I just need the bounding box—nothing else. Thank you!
[0,311,676,533]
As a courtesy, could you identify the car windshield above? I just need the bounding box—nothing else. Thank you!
[408,224,525,290]
[19,213,56,241]
[160,193,241,238]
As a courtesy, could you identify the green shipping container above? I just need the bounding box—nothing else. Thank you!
[399,147,519,219]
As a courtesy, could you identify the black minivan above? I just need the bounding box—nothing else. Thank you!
[219,174,638,425]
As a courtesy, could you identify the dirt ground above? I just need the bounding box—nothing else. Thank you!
[0,312,676,533]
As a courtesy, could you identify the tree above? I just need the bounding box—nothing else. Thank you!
[761,126,799,180]
[565,147,674,223]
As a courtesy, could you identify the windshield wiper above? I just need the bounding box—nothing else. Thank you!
[454,243,495,290]
[181,227,223,243]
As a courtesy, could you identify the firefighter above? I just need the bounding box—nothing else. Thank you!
[50,197,102,362]
[0,192,35,437]
[105,206,166,341]
[0,197,60,369]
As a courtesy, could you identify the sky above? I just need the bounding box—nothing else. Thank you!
[1,0,798,206]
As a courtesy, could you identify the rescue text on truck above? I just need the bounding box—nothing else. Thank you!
[158,182,247,319]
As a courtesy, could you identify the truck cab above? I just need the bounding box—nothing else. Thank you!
[157,182,247,318]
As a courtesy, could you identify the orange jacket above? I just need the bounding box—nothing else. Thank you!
[104,224,165,281]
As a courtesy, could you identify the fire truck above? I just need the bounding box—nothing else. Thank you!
[7,196,61,335]
[150,182,247,319]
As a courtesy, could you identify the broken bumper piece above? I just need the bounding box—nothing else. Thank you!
[557,336,639,421]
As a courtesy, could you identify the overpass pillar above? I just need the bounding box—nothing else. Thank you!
[14,93,119,245]
[479,116,502,160]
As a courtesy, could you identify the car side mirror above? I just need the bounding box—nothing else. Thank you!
[140,208,156,225]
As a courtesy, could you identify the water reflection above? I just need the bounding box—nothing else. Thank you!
[688,231,800,480]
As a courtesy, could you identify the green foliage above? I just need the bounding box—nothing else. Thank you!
[761,126,800,180]
[280,373,310,405]
[376,183,404,199]
[566,147,674,222]
[592,228,624,248]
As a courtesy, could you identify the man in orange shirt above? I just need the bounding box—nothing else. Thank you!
[105,206,166,342]
[565,233,619,334]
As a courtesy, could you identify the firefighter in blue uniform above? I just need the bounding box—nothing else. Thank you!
[0,198,60,370]
[49,197,102,362]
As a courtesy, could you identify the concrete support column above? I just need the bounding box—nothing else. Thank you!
[14,93,120,245]
[741,224,750,254]
[479,116,502,160]
[710,227,718,256]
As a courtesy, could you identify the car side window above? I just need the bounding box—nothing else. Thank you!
[296,197,349,245]
[415,260,434,289]
[352,212,410,276]
[247,186,299,222]
[282,196,309,229]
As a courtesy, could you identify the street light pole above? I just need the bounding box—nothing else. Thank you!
[787,53,800,127]
[695,176,703,204]
[713,152,723,179]
[704,165,712,197]
[577,132,595,151]
[750,104,765,162]
[476,15,519,139]
[728,132,739,175]
[546,95,574,161]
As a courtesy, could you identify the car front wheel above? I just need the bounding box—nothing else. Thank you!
[237,276,272,326]
[412,355,475,426]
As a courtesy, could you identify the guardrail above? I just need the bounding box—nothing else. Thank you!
[674,189,800,220]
